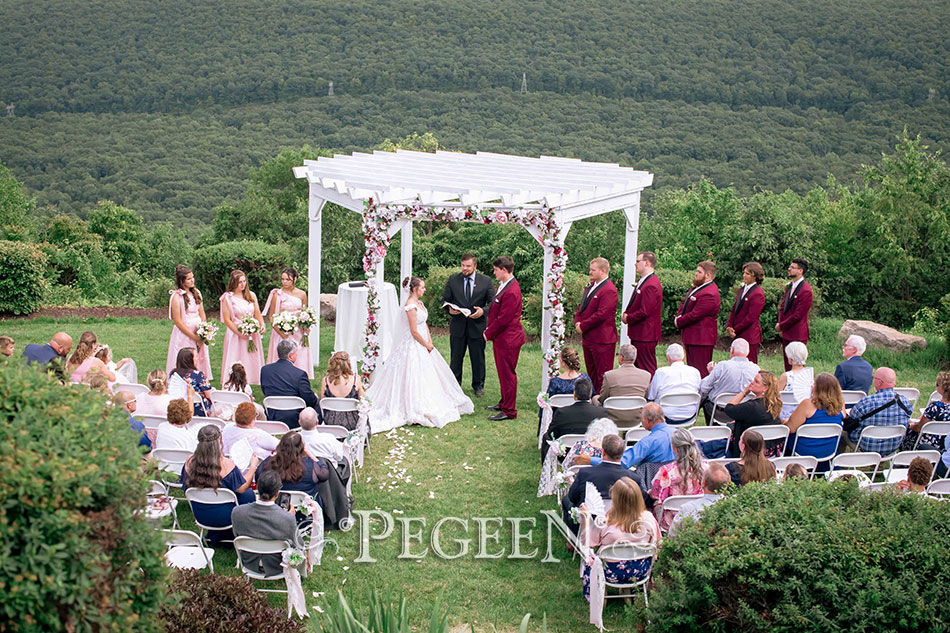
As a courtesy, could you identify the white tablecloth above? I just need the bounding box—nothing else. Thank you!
[334,282,400,364]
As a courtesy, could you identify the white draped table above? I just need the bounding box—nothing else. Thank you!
[333,282,400,367]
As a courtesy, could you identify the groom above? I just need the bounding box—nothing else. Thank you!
[443,253,495,397]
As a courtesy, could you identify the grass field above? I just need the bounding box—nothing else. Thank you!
[1,314,945,631]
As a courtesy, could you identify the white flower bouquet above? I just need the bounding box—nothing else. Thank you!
[272,310,298,338]
[195,321,219,346]
[296,306,318,347]
[236,315,262,353]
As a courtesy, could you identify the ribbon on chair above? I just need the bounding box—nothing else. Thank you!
[587,554,607,631]
[537,439,562,497]
[281,548,309,619]
[538,393,553,449]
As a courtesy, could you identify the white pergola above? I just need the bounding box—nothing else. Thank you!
[294,150,653,388]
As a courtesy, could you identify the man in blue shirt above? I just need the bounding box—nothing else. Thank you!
[579,403,675,469]
[835,334,873,393]
[114,390,152,452]
[845,367,910,456]
[22,332,72,366]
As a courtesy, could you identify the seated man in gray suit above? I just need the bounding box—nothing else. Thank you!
[231,470,302,577]
[593,344,651,427]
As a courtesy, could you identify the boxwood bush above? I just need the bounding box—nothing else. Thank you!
[0,360,168,631]
[191,239,295,299]
[0,240,47,314]
[643,478,950,632]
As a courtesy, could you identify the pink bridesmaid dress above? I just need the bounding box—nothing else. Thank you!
[264,289,313,378]
[220,292,265,385]
[167,289,213,380]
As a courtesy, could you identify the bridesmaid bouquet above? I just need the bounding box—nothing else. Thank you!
[236,315,262,353]
[195,321,219,346]
[296,306,318,347]
[272,311,298,338]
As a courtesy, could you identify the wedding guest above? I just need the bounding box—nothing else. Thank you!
[649,428,706,531]
[67,331,116,384]
[593,344,651,428]
[231,470,303,577]
[903,371,950,453]
[23,332,72,366]
[538,346,590,430]
[783,463,809,480]
[320,351,364,431]
[777,341,814,420]
[167,265,213,380]
[264,268,313,378]
[94,344,137,386]
[168,348,213,417]
[834,334,873,394]
[896,457,933,494]
[562,434,629,534]
[667,463,731,536]
[260,340,318,428]
[219,363,266,420]
[155,398,199,452]
[784,372,844,467]
[220,269,265,385]
[88,374,111,395]
[181,425,257,542]
[562,417,619,471]
[221,401,279,460]
[724,371,784,458]
[0,336,14,357]
[726,430,776,486]
[137,370,174,414]
[112,390,151,452]
[256,431,330,503]
[298,407,346,466]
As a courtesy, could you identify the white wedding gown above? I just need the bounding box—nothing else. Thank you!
[367,302,474,434]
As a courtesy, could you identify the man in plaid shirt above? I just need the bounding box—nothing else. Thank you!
[846,367,911,455]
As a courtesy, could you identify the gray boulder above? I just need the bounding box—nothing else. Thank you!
[838,319,927,352]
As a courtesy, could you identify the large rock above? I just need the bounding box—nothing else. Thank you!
[838,319,927,352]
[320,293,337,322]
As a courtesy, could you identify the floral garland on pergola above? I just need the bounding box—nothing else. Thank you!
[359,198,567,385]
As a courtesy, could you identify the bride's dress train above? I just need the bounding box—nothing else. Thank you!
[366,303,474,434]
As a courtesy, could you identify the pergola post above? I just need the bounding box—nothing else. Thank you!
[307,193,327,369]
[537,218,572,392]
[399,222,413,304]
[619,195,642,347]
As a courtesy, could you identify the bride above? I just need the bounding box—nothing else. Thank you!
[367,276,474,434]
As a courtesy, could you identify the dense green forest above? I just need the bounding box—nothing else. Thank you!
[0,0,948,225]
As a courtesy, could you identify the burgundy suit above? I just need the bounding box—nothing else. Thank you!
[623,273,663,376]
[725,283,765,363]
[777,279,813,370]
[675,282,720,378]
[484,278,526,418]
[575,279,619,394]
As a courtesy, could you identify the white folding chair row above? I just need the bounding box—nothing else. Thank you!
[185,487,239,545]
[789,423,843,465]
[657,392,702,428]
[709,392,739,426]
[855,425,907,462]
[829,452,881,482]
[894,387,920,412]
[262,395,307,418]
[926,479,950,498]
[162,529,215,573]
[771,456,819,479]
[883,450,941,484]
[114,382,149,397]
[914,421,950,450]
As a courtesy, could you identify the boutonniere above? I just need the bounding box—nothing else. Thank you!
[690,295,698,301]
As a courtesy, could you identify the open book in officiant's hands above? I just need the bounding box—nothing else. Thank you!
[442,301,472,317]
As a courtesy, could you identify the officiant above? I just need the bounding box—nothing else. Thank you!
[443,253,495,397]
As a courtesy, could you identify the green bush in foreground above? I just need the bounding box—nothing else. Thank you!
[0,240,47,315]
[0,360,168,632]
[644,479,950,632]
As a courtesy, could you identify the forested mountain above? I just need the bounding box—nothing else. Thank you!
[0,0,948,225]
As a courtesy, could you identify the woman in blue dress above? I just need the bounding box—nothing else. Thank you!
[181,425,257,541]
[783,372,844,471]
[168,347,213,417]
[538,347,590,430]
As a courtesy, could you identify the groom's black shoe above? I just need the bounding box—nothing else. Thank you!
[474,388,484,397]
[485,404,501,411]
[488,413,512,421]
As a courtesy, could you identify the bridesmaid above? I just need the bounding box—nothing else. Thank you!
[167,265,213,381]
[263,267,313,378]
[219,270,265,385]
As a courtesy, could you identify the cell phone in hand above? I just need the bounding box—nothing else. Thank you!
[277,492,291,511]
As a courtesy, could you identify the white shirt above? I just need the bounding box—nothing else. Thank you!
[700,356,761,399]
[635,272,654,291]
[788,278,804,295]
[222,425,279,460]
[299,428,346,465]
[155,423,198,452]
[496,277,514,295]
[740,282,755,300]
[668,494,722,536]
[648,361,701,420]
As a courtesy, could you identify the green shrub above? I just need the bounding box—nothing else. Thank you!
[192,239,294,299]
[642,479,950,632]
[0,360,168,631]
[422,266,456,328]
[523,269,588,336]
[159,569,305,633]
[656,268,696,336]
[0,240,47,314]
[144,277,174,308]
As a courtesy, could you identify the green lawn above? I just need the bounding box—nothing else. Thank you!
[0,314,945,631]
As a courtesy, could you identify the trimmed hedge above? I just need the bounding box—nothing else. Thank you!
[643,478,950,632]
[0,240,47,314]
[0,359,168,631]
[191,239,295,300]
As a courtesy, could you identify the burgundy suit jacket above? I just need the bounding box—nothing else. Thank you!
[484,279,526,347]
[725,284,764,345]
[777,280,813,342]
[575,279,619,345]
[624,273,662,343]
[676,282,720,346]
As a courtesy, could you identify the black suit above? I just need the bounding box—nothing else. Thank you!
[561,461,630,534]
[259,359,318,428]
[542,400,608,461]
[443,271,495,391]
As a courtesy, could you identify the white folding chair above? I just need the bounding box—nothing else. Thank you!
[894,388,920,412]
[656,494,705,534]
[595,542,657,606]
[841,390,867,414]
[548,394,575,409]
[151,448,193,487]
[689,426,732,444]
[233,537,291,602]
[709,457,739,468]
[146,479,179,528]
[914,421,950,450]
[162,529,215,573]
[210,390,252,408]
[829,452,882,482]
[866,482,891,492]
[556,434,586,454]
[601,396,647,429]
[114,382,149,397]
[185,487,239,544]
[743,424,790,454]
[624,427,650,446]
[771,456,819,480]
[188,416,226,432]
[255,420,292,436]
[883,450,940,484]
[320,397,359,414]
[926,479,950,499]
[780,391,801,407]
[139,414,167,434]
[263,396,307,419]
[657,392,701,427]
[856,425,907,462]
[709,392,740,426]
[319,425,351,440]
[790,423,843,466]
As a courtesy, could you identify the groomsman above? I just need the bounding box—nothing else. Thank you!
[725,262,765,363]
[622,251,662,376]
[775,258,813,371]
[443,253,495,397]
[674,261,720,378]
[574,257,619,394]
[484,256,526,421]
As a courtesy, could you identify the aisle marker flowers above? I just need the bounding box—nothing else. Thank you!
[236,315,262,353]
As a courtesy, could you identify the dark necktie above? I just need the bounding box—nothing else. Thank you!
[465,277,472,302]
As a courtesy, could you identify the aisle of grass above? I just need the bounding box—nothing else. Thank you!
[0,314,945,630]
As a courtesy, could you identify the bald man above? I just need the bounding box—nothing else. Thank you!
[845,367,911,456]
[23,332,73,366]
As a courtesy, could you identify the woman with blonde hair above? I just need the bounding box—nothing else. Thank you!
[137,369,174,416]
[784,372,844,467]
[726,430,776,486]
[578,477,660,602]
[320,351,364,430]
[650,427,706,530]
[725,370,784,458]
[219,269,265,385]
[67,331,116,384]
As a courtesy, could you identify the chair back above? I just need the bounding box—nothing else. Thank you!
[163,529,205,548]
[320,397,359,412]
[152,448,193,474]
[149,480,168,496]
[162,529,214,572]
[210,391,252,407]
[115,382,149,397]
[556,434,585,450]
[856,425,907,458]
[602,396,647,411]
[841,390,867,406]
[657,392,701,427]
[709,457,739,468]
[263,396,307,415]
[689,426,731,444]
[790,423,842,462]
[188,417,225,432]
[596,542,656,565]
[139,414,166,431]
[624,427,650,446]
[186,487,239,505]
[232,537,287,580]
[883,449,940,484]
[319,425,351,439]
[928,390,941,404]
[657,494,705,527]
[830,452,881,480]
[548,394,575,409]
[771,456,818,479]
[708,392,739,426]
[926,479,950,498]
[256,420,292,436]
[915,421,950,449]
[743,424,790,450]
[894,387,920,411]
[779,391,801,406]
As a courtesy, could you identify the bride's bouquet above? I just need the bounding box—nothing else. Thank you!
[236,315,262,353]
[296,306,318,348]
[272,311,298,339]
[195,321,219,347]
